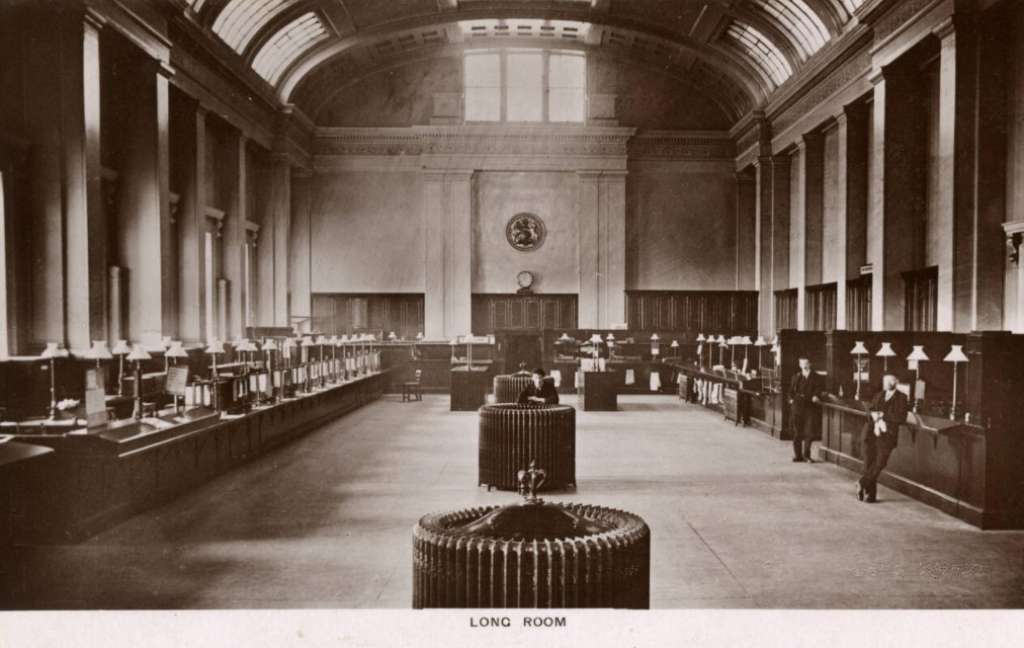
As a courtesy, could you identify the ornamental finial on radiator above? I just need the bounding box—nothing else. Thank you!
[517,461,547,504]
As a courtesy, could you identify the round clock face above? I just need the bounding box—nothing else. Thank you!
[516,271,534,288]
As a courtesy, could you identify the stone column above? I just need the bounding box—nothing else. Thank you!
[736,168,757,291]
[63,10,108,351]
[577,170,627,328]
[177,103,206,344]
[423,170,474,338]
[790,141,807,330]
[289,168,313,334]
[269,154,292,327]
[118,56,174,341]
[224,132,248,339]
[840,102,870,329]
[869,66,922,331]
[755,156,773,336]
[934,16,979,332]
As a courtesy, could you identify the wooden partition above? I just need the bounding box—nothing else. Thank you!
[780,329,1024,529]
[312,293,424,339]
[625,291,757,332]
[471,294,577,334]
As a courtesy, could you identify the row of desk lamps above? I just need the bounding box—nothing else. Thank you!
[694,334,779,373]
[850,341,968,420]
[39,334,381,421]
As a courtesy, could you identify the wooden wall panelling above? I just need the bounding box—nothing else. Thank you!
[471,294,578,334]
[625,291,758,333]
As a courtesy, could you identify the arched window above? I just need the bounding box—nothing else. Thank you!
[464,49,586,123]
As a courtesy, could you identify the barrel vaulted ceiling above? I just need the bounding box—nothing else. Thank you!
[184,0,866,124]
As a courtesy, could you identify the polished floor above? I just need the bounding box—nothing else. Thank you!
[8,394,1024,609]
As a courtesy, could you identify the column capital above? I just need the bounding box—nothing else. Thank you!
[83,7,108,30]
[754,155,773,170]
[931,16,956,41]
[868,67,885,86]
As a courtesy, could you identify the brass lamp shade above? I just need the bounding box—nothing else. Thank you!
[87,340,113,360]
[301,336,315,348]
[111,339,131,355]
[670,340,679,348]
[876,342,896,357]
[850,341,868,355]
[40,342,69,359]
[166,341,189,358]
[907,346,929,362]
[696,333,706,343]
[261,339,279,352]
[944,345,968,363]
[205,339,225,354]
[127,344,152,361]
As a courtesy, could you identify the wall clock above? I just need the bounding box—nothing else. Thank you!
[516,270,535,290]
[506,212,546,252]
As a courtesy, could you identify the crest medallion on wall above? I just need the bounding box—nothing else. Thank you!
[505,212,546,252]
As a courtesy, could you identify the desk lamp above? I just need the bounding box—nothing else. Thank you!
[86,340,113,395]
[261,339,278,403]
[370,331,382,370]
[944,345,968,421]
[40,342,69,420]
[388,331,398,342]
[906,345,929,413]
[754,336,768,372]
[127,344,152,420]
[327,336,338,383]
[650,334,660,358]
[717,335,728,367]
[739,336,753,373]
[205,339,225,380]
[588,334,603,368]
[112,339,131,396]
[696,334,706,368]
[282,337,297,395]
[339,334,350,380]
[670,339,679,357]
[876,341,896,372]
[770,337,781,371]
[166,341,189,411]
[315,336,329,388]
[851,341,869,400]
[301,336,315,391]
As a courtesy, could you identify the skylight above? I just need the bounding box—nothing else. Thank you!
[252,12,328,86]
[725,22,793,88]
[840,0,866,14]
[759,0,829,60]
[213,0,297,53]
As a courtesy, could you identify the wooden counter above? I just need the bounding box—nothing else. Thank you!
[581,371,619,411]
[819,398,993,527]
[450,367,490,411]
[11,371,390,543]
[676,365,785,437]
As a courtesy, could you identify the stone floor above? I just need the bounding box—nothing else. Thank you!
[8,394,1024,609]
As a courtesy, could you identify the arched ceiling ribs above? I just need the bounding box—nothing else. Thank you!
[279,13,769,110]
[187,0,864,123]
[295,40,753,123]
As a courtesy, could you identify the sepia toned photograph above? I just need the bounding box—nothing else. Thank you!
[0,0,1023,644]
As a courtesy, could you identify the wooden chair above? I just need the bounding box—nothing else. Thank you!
[402,369,423,402]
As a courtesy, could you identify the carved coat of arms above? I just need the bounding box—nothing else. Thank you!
[505,213,546,252]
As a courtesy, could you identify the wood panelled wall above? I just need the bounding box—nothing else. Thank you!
[312,293,424,338]
[625,291,757,332]
[471,294,578,334]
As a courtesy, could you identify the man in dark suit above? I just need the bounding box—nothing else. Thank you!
[788,357,825,462]
[518,368,560,405]
[858,373,908,503]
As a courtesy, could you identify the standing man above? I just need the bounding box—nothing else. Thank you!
[518,368,560,405]
[788,357,825,462]
[858,374,908,503]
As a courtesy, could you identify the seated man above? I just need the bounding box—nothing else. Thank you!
[517,367,560,405]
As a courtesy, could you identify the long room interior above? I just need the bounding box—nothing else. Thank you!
[2,0,1024,611]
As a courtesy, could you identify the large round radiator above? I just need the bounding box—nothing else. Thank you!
[479,404,575,491]
[493,371,534,404]
[413,502,650,609]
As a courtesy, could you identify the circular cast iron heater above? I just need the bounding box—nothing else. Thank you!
[493,370,534,404]
[478,403,575,491]
[413,466,650,609]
